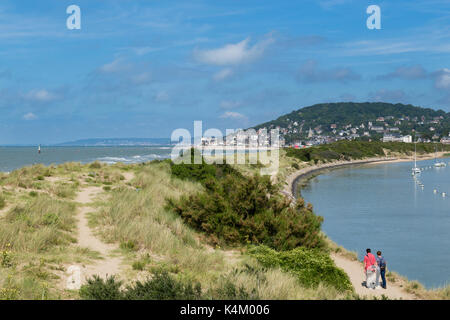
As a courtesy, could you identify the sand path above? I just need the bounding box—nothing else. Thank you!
[331,253,416,300]
[71,186,123,285]
[67,171,136,288]
[65,171,135,290]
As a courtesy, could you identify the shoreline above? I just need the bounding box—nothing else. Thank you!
[283,151,450,299]
[284,151,449,200]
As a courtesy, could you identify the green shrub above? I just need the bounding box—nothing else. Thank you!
[80,271,203,300]
[123,271,202,300]
[248,245,352,292]
[168,168,324,250]
[79,275,123,300]
[89,162,102,169]
[170,148,242,184]
[120,240,137,251]
[42,213,59,226]
[132,261,145,271]
[29,191,38,197]
[0,193,5,210]
[208,279,260,300]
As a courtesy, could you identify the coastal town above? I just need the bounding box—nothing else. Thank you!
[199,113,450,149]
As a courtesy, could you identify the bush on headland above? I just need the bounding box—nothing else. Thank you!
[168,156,324,251]
[248,245,352,292]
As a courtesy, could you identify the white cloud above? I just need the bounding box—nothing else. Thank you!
[24,89,58,102]
[220,111,247,120]
[195,36,274,66]
[213,68,233,81]
[23,112,37,120]
[434,68,450,90]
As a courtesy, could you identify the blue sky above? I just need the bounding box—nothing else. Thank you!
[0,0,449,144]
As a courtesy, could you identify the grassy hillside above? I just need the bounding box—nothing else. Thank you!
[0,159,355,300]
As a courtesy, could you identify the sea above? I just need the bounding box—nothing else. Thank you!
[0,146,173,172]
[299,158,450,289]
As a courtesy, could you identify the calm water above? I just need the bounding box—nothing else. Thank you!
[299,158,450,288]
[0,146,173,172]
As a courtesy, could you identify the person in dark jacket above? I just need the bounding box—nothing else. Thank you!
[376,251,387,289]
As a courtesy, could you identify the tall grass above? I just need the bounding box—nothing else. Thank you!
[0,195,76,252]
[91,162,226,278]
[89,161,351,299]
[0,193,5,210]
[386,271,450,300]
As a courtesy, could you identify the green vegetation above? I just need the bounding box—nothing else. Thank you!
[0,193,5,210]
[0,162,137,300]
[248,245,352,292]
[253,102,450,143]
[0,195,76,252]
[168,157,324,251]
[87,158,353,300]
[79,270,262,300]
[285,140,450,163]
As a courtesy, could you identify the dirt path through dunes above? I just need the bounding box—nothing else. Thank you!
[65,171,136,290]
[66,186,123,290]
[331,253,417,300]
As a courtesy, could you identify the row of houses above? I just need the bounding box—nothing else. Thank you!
[382,134,413,143]
[201,129,286,148]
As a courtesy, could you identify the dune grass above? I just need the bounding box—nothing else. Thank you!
[89,162,227,279]
[85,160,353,299]
[0,162,130,300]
[385,270,450,300]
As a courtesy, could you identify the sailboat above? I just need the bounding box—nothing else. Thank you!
[412,141,421,175]
[38,144,41,154]
[433,144,446,167]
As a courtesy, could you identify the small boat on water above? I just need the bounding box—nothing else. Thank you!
[433,144,446,167]
[412,141,421,175]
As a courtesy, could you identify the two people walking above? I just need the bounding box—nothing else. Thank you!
[364,249,387,289]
